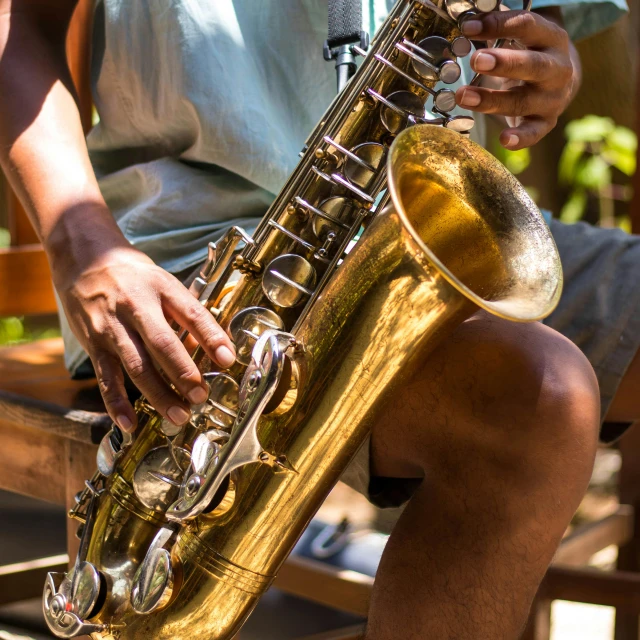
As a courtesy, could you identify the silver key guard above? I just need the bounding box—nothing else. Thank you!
[166,329,295,522]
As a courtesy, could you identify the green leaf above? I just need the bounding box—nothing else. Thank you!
[617,215,632,233]
[558,141,586,185]
[0,317,25,345]
[602,147,637,176]
[565,115,615,143]
[0,228,10,249]
[504,148,531,175]
[559,190,588,223]
[606,126,638,155]
[491,144,531,175]
[575,155,611,190]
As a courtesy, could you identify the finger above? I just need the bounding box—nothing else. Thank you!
[470,49,568,85]
[456,85,551,118]
[461,11,566,49]
[131,311,209,405]
[161,278,236,369]
[500,117,555,149]
[92,350,137,432]
[115,328,193,426]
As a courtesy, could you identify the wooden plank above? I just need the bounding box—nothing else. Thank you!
[0,390,109,445]
[0,419,66,504]
[0,554,68,606]
[0,338,103,410]
[66,0,94,133]
[541,566,640,614]
[296,625,365,640]
[275,556,373,618]
[7,191,39,246]
[615,425,640,639]
[554,506,634,567]
[0,245,57,316]
[521,599,552,640]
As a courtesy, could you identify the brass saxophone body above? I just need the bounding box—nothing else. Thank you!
[43,2,562,638]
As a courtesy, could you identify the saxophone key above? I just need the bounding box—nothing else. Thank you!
[445,0,475,19]
[228,306,284,366]
[262,254,317,308]
[133,445,191,511]
[450,36,472,58]
[343,142,386,189]
[396,40,461,84]
[131,528,175,615]
[371,89,425,135]
[444,115,476,132]
[311,196,357,238]
[189,372,239,431]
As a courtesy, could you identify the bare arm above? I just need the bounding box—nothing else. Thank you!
[0,0,235,430]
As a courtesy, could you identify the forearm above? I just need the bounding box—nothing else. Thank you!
[0,7,130,283]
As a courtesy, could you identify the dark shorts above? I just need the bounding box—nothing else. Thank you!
[342,219,640,508]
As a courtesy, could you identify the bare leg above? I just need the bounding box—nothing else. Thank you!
[365,313,600,640]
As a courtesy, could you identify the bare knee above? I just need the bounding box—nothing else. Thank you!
[372,313,600,491]
[455,314,600,454]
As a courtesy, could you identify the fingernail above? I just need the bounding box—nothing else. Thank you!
[168,406,191,425]
[215,345,236,368]
[459,88,481,107]
[474,52,496,72]
[116,414,133,432]
[188,385,209,404]
[461,19,483,36]
[505,134,520,148]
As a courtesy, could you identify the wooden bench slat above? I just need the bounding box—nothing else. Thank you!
[0,338,104,411]
[0,245,57,316]
[0,555,68,606]
[554,506,634,567]
[0,390,109,444]
[0,419,68,504]
[274,556,373,618]
[542,566,640,614]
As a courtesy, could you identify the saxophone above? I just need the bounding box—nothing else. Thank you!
[43,1,562,638]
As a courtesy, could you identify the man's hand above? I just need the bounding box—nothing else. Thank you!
[55,245,236,433]
[455,10,580,150]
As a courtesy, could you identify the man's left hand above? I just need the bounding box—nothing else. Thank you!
[455,10,578,150]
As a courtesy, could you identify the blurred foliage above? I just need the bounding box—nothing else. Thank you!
[493,144,532,176]
[0,316,60,346]
[0,227,10,249]
[558,115,636,230]
[492,143,540,203]
[0,226,61,346]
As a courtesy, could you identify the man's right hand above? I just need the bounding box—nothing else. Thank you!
[55,244,236,433]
